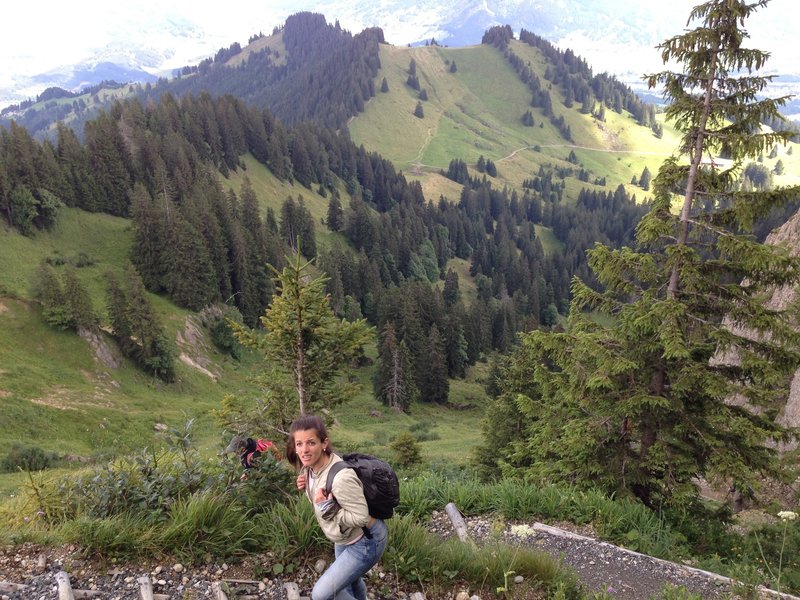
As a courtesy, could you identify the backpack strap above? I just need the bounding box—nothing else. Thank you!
[323,460,373,539]
[323,460,350,496]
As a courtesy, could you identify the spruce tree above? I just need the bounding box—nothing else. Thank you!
[233,250,371,425]
[496,0,800,508]
[31,262,71,330]
[374,322,416,412]
[419,324,449,404]
[62,266,97,330]
[125,265,176,381]
[105,266,176,381]
[639,166,652,191]
[326,194,344,232]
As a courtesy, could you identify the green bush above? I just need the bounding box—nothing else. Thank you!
[383,516,582,598]
[1,444,59,472]
[225,452,295,513]
[739,517,800,594]
[390,432,422,468]
[251,496,327,560]
[200,304,245,359]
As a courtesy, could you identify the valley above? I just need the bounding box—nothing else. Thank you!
[2,5,800,596]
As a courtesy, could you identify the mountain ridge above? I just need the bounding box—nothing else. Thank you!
[3,0,797,113]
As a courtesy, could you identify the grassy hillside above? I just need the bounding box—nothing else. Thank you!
[0,210,254,459]
[0,159,491,498]
[3,32,798,501]
[348,41,676,205]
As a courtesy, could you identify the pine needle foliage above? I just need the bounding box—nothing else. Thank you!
[233,249,372,425]
[498,0,800,508]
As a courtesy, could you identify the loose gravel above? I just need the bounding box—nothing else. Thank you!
[3,514,799,599]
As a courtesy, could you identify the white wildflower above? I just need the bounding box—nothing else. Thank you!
[777,511,797,522]
[509,524,535,537]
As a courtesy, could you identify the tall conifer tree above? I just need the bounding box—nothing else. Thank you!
[495,0,800,508]
[233,250,371,425]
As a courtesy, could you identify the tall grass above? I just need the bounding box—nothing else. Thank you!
[159,493,257,561]
[250,496,328,560]
[384,514,583,598]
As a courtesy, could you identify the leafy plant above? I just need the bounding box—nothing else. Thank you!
[1,444,60,473]
[390,432,422,468]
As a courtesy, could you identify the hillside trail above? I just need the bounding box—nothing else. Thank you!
[427,511,800,600]
[409,142,671,174]
[3,514,800,600]
[497,143,672,163]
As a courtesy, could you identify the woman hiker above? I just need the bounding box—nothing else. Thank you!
[286,414,389,600]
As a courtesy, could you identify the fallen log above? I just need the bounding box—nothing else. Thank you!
[138,575,154,600]
[56,570,75,600]
[211,581,229,600]
[444,502,475,546]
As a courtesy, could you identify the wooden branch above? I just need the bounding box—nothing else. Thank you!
[0,582,29,592]
[73,591,105,599]
[211,581,229,600]
[56,570,75,600]
[444,502,475,547]
[138,575,154,600]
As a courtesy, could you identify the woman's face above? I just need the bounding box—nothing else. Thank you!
[294,428,327,471]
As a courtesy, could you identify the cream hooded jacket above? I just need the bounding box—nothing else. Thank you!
[304,453,370,545]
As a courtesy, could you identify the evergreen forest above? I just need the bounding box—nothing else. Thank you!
[2,2,800,597]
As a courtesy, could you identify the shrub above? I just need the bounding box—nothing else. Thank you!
[1,444,59,472]
[390,432,422,468]
[60,514,158,560]
[159,492,257,561]
[202,304,245,359]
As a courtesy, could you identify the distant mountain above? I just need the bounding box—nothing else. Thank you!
[3,0,796,113]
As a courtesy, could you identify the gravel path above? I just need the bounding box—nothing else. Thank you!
[3,515,800,600]
[427,511,800,600]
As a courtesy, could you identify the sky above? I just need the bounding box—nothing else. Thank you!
[2,0,798,107]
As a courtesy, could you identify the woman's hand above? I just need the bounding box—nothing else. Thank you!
[296,473,307,490]
[314,487,332,503]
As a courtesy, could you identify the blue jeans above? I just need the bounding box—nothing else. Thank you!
[311,520,388,600]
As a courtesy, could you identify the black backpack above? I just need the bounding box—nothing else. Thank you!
[324,452,400,520]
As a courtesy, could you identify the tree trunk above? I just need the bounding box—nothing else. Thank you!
[296,298,306,415]
[667,48,718,300]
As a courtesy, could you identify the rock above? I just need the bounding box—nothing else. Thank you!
[284,582,301,600]
[410,592,426,600]
[154,423,168,432]
[513,575,524,584]
[314,558,327,574]
[153,565,163,575]
[456,591,470,600]
[259,582,267,592]
[173,563,184,573]
[470,595,481,600]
